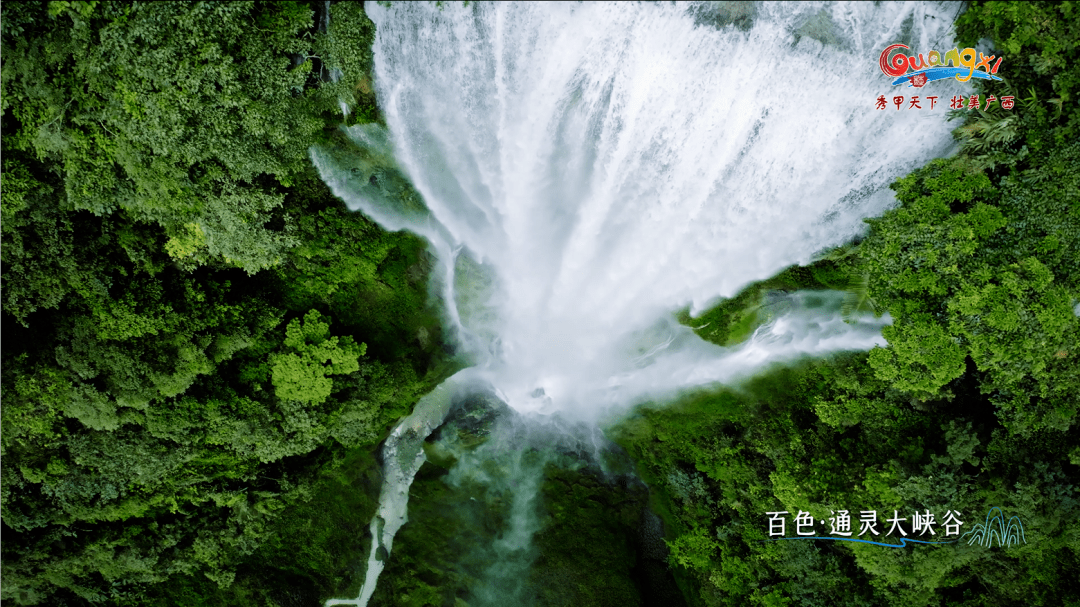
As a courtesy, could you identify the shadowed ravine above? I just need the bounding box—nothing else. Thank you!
[313,2,972,605]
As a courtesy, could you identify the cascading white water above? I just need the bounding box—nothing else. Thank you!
[315,2,972,603]
[316,0,969,417]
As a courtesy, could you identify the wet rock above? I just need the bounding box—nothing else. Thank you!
[795,9,842,49]
[429,390,513,447]
[635,510,687,607]
[689,1,756,32]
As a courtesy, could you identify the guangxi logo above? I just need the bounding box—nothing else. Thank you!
[880,44,1002,87]
[875,44,1014,111]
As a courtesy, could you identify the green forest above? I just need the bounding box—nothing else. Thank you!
[1,1,1078,606]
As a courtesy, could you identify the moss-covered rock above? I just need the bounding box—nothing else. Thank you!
[369,392,685,606]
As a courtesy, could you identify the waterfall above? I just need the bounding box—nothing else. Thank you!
[315,2,971,604]
[325,370,482,607]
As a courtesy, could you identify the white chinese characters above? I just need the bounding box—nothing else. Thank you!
[766,510,964,538]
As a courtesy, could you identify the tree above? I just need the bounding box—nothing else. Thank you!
[271,310,365,405]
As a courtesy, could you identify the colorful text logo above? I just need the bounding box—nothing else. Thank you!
[880,43,1003,88]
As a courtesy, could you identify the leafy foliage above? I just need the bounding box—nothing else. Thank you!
[623,3,1080,606]
[955,1,1080,152]
[270,310,364,405]
[613,355,1080,607]
[1,3,451,605]
[860,8,1080,433]
[0,0,382,279]
[3,2,1078,606]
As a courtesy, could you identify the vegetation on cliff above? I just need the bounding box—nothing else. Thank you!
[2,2,1077,606]
[623,2,1079,605]
[2,2,448,604]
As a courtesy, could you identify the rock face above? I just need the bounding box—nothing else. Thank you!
[688,1,757,31]
[327,370,480,607]
[362,387,686,606]
[635,510,687,606]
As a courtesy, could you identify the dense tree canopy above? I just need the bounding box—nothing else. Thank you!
[2,2,447,605]
[623,3,1080,606]
[2,1,1077,606]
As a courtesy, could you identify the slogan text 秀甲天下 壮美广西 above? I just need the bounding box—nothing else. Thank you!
[875,93,1014,111]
